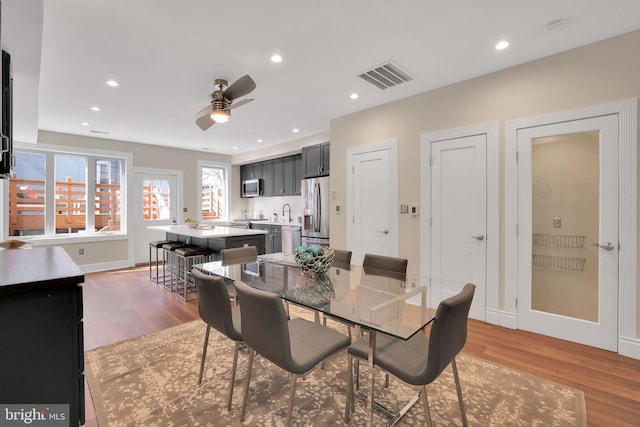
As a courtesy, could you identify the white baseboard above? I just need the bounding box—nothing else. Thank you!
[78,260,132,274]
[485,309,517,329]
[619,336,640,360]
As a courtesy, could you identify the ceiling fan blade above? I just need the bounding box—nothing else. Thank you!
[223,75,256,100]
[229,98,254,110]
[194,105,215,130]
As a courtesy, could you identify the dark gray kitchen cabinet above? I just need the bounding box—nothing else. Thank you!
[241,162,262,181]
[251,223,282,253]
[260,160,274,196]
[294,154,303,194]
[241,154,303,197]
[302,142,330,177]
[273,156,297,195]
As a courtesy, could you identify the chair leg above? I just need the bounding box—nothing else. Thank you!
[227,341,240,411]
[286,374,298,427]
[451,358,468,427]
[240,349,254,422]
[422,385,432,427]
[197,326,211,385]
[345,355,354,422]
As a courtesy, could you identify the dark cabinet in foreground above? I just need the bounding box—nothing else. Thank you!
[0,247,85,425]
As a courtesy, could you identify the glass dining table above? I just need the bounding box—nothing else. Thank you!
[194,254,433,426]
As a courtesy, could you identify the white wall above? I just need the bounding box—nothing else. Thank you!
[329,29,640,335]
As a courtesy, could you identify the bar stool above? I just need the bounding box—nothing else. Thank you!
[161,242,187,292]
[149,240,174,283]
[174,246,213,302]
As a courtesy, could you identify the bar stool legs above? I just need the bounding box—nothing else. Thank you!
[161,242,186,292]
[174,247,212,302]
[149,240,173,284]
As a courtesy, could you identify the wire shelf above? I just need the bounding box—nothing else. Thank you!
[532,234,585,249]
[532,255,586,272]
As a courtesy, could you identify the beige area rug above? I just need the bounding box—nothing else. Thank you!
[86,308,587,426]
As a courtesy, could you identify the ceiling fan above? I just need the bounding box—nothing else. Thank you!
[194,75,256,130]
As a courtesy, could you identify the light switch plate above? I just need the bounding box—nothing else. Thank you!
[410,204,418,216]
[400,204,409,214]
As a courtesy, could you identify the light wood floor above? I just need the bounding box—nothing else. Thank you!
[81,266,639,426]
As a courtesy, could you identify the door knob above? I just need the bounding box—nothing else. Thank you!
[470,234,485,241]
[377,229,389,235]
[592,241,615,251]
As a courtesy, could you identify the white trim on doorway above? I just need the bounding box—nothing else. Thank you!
[420,121,500,322]
[505,99,638,359]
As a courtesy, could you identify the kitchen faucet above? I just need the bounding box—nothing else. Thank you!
[282,203,292,223]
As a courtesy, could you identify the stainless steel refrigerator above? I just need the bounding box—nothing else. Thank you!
[301,176,330,246]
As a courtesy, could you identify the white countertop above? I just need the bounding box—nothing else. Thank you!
[148,224,268,238]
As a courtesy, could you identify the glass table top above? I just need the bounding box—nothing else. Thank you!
[195,259,432,340]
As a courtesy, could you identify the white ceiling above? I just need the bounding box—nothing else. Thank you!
[5,0,640,156]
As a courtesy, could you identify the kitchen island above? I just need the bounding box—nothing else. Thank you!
[148,224,268,255]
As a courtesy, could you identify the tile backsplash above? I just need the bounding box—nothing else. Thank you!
[244,195,302,223]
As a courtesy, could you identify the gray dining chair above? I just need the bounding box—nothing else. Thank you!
[193,269,243,411]
[234,280,351,427]
[362,253,408,277]
[322,248,353,335]
[220,245,258,265]
[346,283,476,426]
[358,253,408,386]
[333,248,352,266]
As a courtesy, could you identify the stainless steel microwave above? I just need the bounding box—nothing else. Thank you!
[242,179,261,197]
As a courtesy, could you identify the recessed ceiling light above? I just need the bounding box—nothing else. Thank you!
[350,93,359,100]
[232,146,238,150]
[81,122,90,126]
[106,80,119,87]
[495,40,509,50]
[271,54,283,63]
[257,139,263,143]
[292,128,299,133]
[90,106,101,111]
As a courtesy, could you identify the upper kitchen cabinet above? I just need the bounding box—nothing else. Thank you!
[273,154,302,196]
[260,160,274,196]
[241,162,263,181]
[240,154,302,198]
[302,142,330,177]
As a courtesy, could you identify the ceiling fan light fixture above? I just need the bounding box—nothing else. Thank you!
[210,109,231,123]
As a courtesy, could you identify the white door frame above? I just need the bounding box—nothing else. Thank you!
[421,121,499,320]
[346,139,399,263]
[505,99,638,358]
[132,167,184,266]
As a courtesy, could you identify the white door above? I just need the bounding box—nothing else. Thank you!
[429,135,487,320]
[348,141,398,265]
[134,171,179,265]
[516,114,618,351]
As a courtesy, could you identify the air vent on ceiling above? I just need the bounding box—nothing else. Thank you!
[358,62,413,90]
[90,130,110,135]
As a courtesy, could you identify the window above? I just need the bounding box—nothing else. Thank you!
[142,178,171,221]
[8,148,125,238]
[199,163,228,221]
